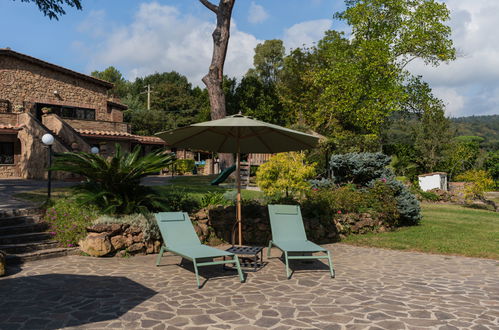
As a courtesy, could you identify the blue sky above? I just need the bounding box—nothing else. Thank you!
[1,0,499,117]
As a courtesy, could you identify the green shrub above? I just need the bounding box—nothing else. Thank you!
[256,152,316,198]
[455,169,495,200]
[329,152,421,226]
[44,198,99,247]
[385,178,422,226]
[175,159,195,174]
[51,144,174,215]
[330,153,391,185]
[160,188,200,213]
[418,190,440,201]
[200,191,231,208]
[93,213,160,241]
[302,186,369,220]
[366,180,399,224]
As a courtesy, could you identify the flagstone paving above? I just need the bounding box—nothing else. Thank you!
[0,244,498,329]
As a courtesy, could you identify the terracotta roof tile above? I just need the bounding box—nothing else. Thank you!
[0,124,23,130]
[76,129,166,145]
[133,135,166,145]
[77,129,133,138]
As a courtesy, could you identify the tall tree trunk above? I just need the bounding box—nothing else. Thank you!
[199,0,235,169]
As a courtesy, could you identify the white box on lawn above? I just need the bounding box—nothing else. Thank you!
[418,172,448,191]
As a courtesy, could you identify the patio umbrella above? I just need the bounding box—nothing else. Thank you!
[156,113,319,245]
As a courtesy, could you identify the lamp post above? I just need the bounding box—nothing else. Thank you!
[41,133,54,200]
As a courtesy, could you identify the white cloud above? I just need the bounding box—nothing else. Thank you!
[432,87,466,117]
[283,19,332,50]
[77,2,260,86]
[248,2,269,24]
[408,0,499,117]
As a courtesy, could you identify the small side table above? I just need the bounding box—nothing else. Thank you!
[224,246,264,272]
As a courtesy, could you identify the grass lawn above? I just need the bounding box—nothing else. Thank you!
[342,203,499,260]
[14,188,72,204]
[153,175,264,201]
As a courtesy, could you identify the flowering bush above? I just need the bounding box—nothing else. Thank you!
[44,198,99,247]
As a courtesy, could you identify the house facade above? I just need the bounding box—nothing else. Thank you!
[0,48,165,179]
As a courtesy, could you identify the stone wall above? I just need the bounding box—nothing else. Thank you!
[200,205,392,246]
[0,54,111,121]
[42,114,91,152]
[17,113,70,179]
[0,113,18,125]
[79,224,162,257]
[79,206,394,257]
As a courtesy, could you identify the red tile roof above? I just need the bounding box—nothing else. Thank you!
[76,129,166,145]
[0,124,23,131]
[134,135,166,145]
[77,129,133,138]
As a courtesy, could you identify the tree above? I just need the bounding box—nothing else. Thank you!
[124,71,208,134]
[256,152,316,198]
[91,66,129,99]
[198,0,234,121]
[441,138,481,179]
[484,151,499,186]
[279,0,456,150]
[15,0,82,20]
[250,39,285,85]
[199,0,236,169]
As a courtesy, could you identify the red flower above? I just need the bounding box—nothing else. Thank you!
[337,210,342,214]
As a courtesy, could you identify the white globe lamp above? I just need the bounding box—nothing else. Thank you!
[41,133,54,146]
[90,146,100,154]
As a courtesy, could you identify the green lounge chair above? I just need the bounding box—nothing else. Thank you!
[267,204,335,279]
[155,212,244,288]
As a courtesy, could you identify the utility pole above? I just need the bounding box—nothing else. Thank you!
[141,85,152,110]
[146,84,151,110]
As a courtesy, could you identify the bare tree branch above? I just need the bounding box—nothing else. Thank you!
[199,0,218,13]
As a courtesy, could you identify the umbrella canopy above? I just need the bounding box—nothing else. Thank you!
[156,114,318,153]
[156,113,320,245]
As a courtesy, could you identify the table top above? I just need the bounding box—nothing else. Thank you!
[226,245,263,255]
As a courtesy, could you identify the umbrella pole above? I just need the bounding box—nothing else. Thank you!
[236,152,242,246]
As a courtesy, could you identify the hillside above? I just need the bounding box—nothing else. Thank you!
[451,115,499,150]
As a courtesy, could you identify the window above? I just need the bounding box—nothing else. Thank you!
[0,100,11,113]
[0,142,14,164]
[36,104,95,120]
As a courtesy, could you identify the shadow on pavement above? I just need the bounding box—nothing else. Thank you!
[0,274,157,329]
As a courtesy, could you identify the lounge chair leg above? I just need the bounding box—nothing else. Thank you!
[267,240,272,258]
[284,251,291,279]
[193,259,201,288]
[326,251,335,278]
[234,256,245,283]
[156,246,165,266]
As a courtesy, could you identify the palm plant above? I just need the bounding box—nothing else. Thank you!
[51,144,175,214]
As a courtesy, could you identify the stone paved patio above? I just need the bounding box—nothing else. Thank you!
[1,244,498,329]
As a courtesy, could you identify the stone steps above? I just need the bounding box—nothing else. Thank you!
[0,216,32,227]
[0,240,60,254]
[6,247,79,264]
[0,231,53,245]
[0,223,48,236]
[0,208,79,265]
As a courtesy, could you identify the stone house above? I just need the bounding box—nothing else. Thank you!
[0,48,166,179]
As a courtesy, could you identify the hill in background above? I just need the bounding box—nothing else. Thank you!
[451,115,499,151]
